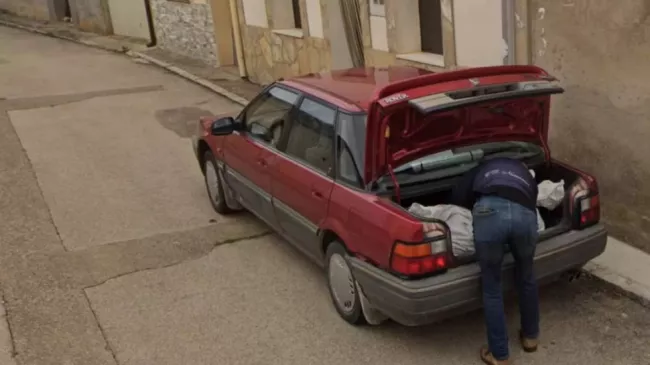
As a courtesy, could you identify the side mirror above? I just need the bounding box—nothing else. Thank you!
[211,117,235,136]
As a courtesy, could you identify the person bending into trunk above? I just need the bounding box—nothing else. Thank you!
[452,157,539,365]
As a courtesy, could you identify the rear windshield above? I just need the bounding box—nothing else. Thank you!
[379,141,544,187]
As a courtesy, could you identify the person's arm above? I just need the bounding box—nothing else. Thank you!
[451,166,479,209]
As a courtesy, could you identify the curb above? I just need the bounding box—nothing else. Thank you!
[126,51,249,106]
[0,18,129,54]
[582,237,650,307]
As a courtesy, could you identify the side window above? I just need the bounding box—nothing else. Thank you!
[336,113,366,187]
[284,98,336,175]
[338,139,363,187]
[242,86,299,146]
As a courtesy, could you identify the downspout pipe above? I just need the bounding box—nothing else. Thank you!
[144,0,157,47]
[229,0,247,78]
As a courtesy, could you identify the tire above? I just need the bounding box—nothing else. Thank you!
[325,241,366,325]
[203,151,233,215]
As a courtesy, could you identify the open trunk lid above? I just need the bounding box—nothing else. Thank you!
[364,65,564,185]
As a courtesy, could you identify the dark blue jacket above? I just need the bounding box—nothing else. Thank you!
[452,158,537,211]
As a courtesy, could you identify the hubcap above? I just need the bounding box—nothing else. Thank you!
[205,162,221,205]
[328,253,357,314]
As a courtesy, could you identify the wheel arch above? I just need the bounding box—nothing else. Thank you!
[197,139,211,174]
[320,229,342,255]
[319,219,355,257]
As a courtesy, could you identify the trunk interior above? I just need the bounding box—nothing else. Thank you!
[389,160,580,264]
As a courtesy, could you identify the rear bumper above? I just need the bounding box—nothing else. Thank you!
[349,224,607,327]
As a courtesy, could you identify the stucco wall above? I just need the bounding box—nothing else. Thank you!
[70,0,112,34]
[531,0,650,251]
[0,0,50,20]
[237,0,331,85]
[151,0,218,66]
[358,0,456,72]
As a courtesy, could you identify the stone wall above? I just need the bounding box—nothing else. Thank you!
[531,0,650,252]
[236,0,332,85]
[151,0,218,66]
[0,0,50,20]
[70,0,112,34]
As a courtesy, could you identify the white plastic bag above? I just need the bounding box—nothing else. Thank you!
[537,180,565,210]
[408,203,475,258]
[536,209,545,231]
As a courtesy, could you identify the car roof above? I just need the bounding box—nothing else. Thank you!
[280,66,435,113]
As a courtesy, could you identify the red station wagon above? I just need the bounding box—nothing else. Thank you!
[192,65,607,326]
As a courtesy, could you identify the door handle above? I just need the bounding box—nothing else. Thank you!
[257,158,267,167]
[311,190,324,199]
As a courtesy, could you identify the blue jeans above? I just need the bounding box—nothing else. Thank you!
[473,196,540,361]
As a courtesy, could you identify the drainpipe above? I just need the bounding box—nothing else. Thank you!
[229,0,247,78]
[143,0,157,47]
[503,0,516,65]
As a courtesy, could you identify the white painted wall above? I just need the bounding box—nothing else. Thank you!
[107,0,150,40]
[305,0,323,38]
[242,0,268,28]
[326,0,353,69]
[453,0,507,67]
[370,15,388,51]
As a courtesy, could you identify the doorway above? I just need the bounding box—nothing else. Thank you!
[50,0,71,21]
[210,0,236,66]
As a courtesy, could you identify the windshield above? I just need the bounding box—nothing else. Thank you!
[392,141,543,175]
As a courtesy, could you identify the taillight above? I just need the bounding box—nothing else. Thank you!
[569,177,600,229]
[390,222,449,277]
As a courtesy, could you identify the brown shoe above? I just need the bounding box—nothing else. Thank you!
[519,330,538,352]
[480,346,511,365]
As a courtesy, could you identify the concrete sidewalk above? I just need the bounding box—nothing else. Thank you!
[2,11,649,307]
[585,238,650,305]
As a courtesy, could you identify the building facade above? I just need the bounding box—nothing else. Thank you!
[0,0,152,38]
[232,0,532,83]
[359,0,531,70]
[235,0,332,84]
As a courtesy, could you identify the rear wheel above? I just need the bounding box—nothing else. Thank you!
[203,151,233,215]
[325,242,366,325]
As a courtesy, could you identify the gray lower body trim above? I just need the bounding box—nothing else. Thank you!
[273,199,319,233]
[224,167,275,226]
[349,224,608,327]
[273,198,323,264]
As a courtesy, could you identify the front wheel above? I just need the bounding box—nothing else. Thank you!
[325,242,366,325]
[203,151,233,215]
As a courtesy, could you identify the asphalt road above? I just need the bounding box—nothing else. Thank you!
[0,26,649,365]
